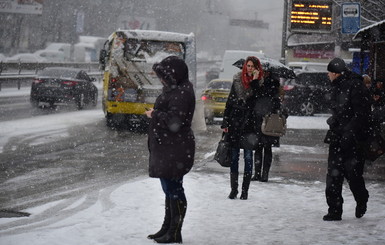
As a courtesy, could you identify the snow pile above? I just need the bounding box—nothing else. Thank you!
[1,172,385,245]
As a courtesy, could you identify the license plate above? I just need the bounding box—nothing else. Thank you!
[215,97,227,102]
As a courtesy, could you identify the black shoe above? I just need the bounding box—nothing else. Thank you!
[148,198,171,240]
[154,199,186,244]
[355,203,367,218]
[261,172,269,182]
[240,191,248,200]
[323,213,342,221]
[228,190,238,199]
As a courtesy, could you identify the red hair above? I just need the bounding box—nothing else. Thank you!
[241,56,264,89]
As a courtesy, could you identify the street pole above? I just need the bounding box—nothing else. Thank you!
[280,0,288,64]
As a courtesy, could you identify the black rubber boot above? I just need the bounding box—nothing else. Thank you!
[240,173,252,200]
[323,212,342,221]
[228,172,239,199]
[261,151,272,182]
[154,199,187,244]
[148,197,171,239]
[261,170,269,182]
[355,202,367,218]
[323,204,342,221]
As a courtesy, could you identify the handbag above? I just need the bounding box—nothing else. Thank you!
[261,113,287,137]
[214,133,231,167]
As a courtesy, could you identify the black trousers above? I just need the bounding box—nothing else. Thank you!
[325,141,369,215]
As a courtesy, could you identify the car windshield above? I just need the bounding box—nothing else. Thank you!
[124,39,185,62]
[39,69,79,78]
[208,81,232,90]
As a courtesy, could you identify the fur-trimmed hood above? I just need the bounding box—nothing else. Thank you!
[232,72,257,102]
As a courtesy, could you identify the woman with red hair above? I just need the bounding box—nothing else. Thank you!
[221,56,263,200]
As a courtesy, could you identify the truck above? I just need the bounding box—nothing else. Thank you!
[99,30,196,129]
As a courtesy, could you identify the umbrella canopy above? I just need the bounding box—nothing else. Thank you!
[232,58,296,79]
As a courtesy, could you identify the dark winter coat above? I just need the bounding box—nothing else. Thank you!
[148,57,195,179]
[221,72,260,149]
[253,75,282,147]
[324,70,371,148]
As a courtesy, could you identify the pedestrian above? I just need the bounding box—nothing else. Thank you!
[323,57,371,221]
[372,80,385,107]
[371,80,385,123]
[251,65,283,182]
[221,56,263,200]
[145,56,195,243]
[362,74,372,89]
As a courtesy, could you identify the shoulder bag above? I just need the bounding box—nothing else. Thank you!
[261,113,287,137]
[214,132,232,167]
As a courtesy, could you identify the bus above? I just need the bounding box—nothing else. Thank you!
[99,30,196,128]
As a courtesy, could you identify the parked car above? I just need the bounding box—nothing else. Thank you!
[5,53,47,63]
[30,67,98,109]
[34,49,66,62]
[201,79,232,124]
[282,71,331,116]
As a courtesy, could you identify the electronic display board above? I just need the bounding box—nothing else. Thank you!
[290,0,333,33]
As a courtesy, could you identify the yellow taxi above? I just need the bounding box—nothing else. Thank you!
[201,79,232,124]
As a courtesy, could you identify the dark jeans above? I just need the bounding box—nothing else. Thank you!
[230,148,253,174]
[160,177,186,201]
[325,142,369,214]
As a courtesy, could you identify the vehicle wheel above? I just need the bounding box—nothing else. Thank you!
[91,92,98,107]
[106,113,115,128]
[76,93,85,110]
[300,101,315,116]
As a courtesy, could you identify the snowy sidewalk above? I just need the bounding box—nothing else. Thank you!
[1,169,384,245]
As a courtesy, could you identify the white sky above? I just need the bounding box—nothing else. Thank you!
[0,86,384,244]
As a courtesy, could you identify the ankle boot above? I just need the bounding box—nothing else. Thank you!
[251,162,261,181]
[240,173,252,200]
[228,172,239,199]
[148,197,171,239]
[154,199,187,244]
[261,170,269,182]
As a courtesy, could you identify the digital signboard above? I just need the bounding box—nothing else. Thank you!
[290,0,333,33]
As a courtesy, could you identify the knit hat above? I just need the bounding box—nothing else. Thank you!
[327,58,346,73]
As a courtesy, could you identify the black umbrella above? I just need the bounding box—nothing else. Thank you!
[232,57,296,79]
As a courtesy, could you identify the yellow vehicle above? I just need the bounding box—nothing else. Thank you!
[201,79,232,124]
[99,30,196,128]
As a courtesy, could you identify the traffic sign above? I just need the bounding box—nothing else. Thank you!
[342,3,360,34]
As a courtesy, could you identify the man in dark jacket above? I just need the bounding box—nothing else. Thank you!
[323,58,371,221]
[145,56,195,243]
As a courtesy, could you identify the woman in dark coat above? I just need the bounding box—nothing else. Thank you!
[145,56,195,243]
[251,67,282,182]
[221,56,263,200]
